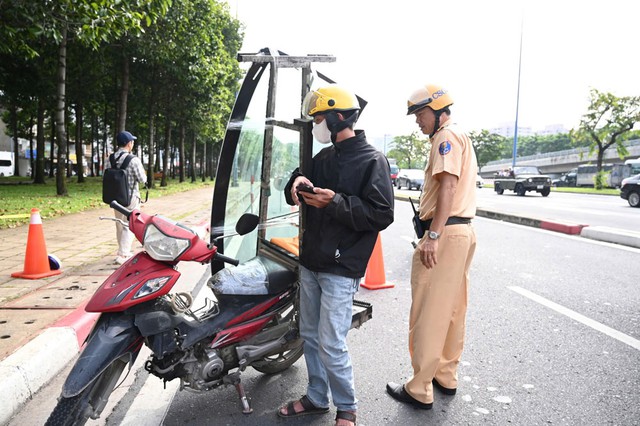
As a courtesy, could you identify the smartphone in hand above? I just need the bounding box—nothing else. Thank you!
[296,183,315,193]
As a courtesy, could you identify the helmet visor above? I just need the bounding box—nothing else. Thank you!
[302,90,322,118]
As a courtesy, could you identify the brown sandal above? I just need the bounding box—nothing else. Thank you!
[335,410,357,426]
[277,395,329,418]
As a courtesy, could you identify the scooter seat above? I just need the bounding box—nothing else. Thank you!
[209,256,296,296]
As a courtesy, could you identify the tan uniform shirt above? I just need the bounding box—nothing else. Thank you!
[419,118,477,220]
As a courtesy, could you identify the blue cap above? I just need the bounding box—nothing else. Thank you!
[116,131,137,146]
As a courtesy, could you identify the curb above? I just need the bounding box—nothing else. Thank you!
[0,303,99,425]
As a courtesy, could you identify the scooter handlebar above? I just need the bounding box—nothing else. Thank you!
[110,201,132,219]
[214,252,240,267]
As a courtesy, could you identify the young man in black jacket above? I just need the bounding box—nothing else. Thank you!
[277,85,394,426]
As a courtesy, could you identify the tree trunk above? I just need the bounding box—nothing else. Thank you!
[147,112,156,189]
[161,118,171,187]
[118,55,129,132]
[190,134,196,183]
[201,140,206,182]
[90,114,96,177]
[11,105,20,177]
[75,102,85,183]
[34,98,46,184]
[179,125,186,182]
[55,25,68,196]
[28,113,34,178]
[49,111,55,178]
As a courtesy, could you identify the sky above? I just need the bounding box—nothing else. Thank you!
[226,0,640,141]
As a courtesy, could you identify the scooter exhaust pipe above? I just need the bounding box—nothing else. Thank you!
[236,329,300,369]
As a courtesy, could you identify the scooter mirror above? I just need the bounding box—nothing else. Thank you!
[236,213,259,236]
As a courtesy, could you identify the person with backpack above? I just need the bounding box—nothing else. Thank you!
[106,131,147,265]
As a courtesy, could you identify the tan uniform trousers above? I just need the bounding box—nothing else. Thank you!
[405,223,476,404]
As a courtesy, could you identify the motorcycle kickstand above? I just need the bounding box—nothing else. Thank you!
[224,372,253,414]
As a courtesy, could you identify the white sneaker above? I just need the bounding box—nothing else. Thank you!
[114,255,130,265]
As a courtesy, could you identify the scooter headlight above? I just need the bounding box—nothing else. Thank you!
[143,224,190,261]
[133,276,171,299]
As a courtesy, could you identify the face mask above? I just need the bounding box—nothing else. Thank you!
[312,119,332,144]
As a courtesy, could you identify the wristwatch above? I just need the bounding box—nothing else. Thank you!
[427,230,440,240]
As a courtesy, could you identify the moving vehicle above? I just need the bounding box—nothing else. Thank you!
[45,49,374,425]
[575,163,627,188]
[396,169,424,190]
[620,174,640,207]
[390,164,399,185]
[0,151,14,177]
[624,158,640,176]
[476,174,484,188]
[493,165,552,196]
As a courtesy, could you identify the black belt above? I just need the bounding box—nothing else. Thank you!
[420,216,471,229]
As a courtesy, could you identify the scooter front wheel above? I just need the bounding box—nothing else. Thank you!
[45,357,128,426]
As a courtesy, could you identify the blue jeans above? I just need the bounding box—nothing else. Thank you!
[299,266,360,412]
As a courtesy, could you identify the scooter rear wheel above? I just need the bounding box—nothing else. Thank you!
[252,343,304,374]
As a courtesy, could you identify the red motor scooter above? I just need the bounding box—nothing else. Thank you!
[45,200,372,426]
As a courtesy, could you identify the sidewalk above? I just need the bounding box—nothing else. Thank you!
[1,189,639,424]
[0,187,214,425]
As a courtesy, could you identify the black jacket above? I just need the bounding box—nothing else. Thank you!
[284,131,394,278]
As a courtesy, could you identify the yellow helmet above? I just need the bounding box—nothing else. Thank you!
[303,84,360,117]
[406,84,453,115]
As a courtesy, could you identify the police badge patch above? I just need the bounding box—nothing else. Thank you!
[439,141,452,155]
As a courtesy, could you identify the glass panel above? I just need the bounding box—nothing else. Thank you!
[265,126,300,248]
[222,72,269,264]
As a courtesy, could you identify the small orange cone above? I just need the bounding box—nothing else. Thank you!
[11,208,62,280]
[361,233,394,290]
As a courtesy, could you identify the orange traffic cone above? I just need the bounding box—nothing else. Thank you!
[361,233,394,290]
[11,208,62,280]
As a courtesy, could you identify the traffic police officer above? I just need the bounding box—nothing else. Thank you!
[387,84,478,409]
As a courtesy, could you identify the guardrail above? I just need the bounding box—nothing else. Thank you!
[481,139,640,176]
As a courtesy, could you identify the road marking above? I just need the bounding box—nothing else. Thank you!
[508,286,640,351]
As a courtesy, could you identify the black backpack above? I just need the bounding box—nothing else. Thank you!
[102,152,134,206]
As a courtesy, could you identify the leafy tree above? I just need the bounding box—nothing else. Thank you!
[469,130,507,168]
[570,88,640,189]
[1,0,171,195]
[386,132,429,169]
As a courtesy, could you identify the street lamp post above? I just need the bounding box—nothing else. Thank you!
[512,16,524,169]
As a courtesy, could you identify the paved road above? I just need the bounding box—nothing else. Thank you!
[10,199,640,425]
[475,187,638,232]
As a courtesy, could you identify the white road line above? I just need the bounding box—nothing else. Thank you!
[508,286,640,351]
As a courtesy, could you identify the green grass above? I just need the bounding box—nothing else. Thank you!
[483,183,619,196]
[0,176,215,230]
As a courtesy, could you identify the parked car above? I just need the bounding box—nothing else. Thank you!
[390,164,399,185]
[493,165,552,197]
[396,169,424,190]
[476,174,484,188]
[620,173,640,207]
[552,168,577,187]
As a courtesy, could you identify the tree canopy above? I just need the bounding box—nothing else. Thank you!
[0,0,243,194]
[570,88,640,187]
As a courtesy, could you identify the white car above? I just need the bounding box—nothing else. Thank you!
[476,174,484,188]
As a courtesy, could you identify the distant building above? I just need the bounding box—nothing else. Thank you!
[537,124,569,136]
[490,122,568,137]
[490,123,533,138]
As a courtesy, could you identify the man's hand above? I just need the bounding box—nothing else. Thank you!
[299,187,335,208]
[291,177,313,206]
[418,238,438,269]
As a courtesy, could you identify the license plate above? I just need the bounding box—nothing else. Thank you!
[537,185,543,189]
